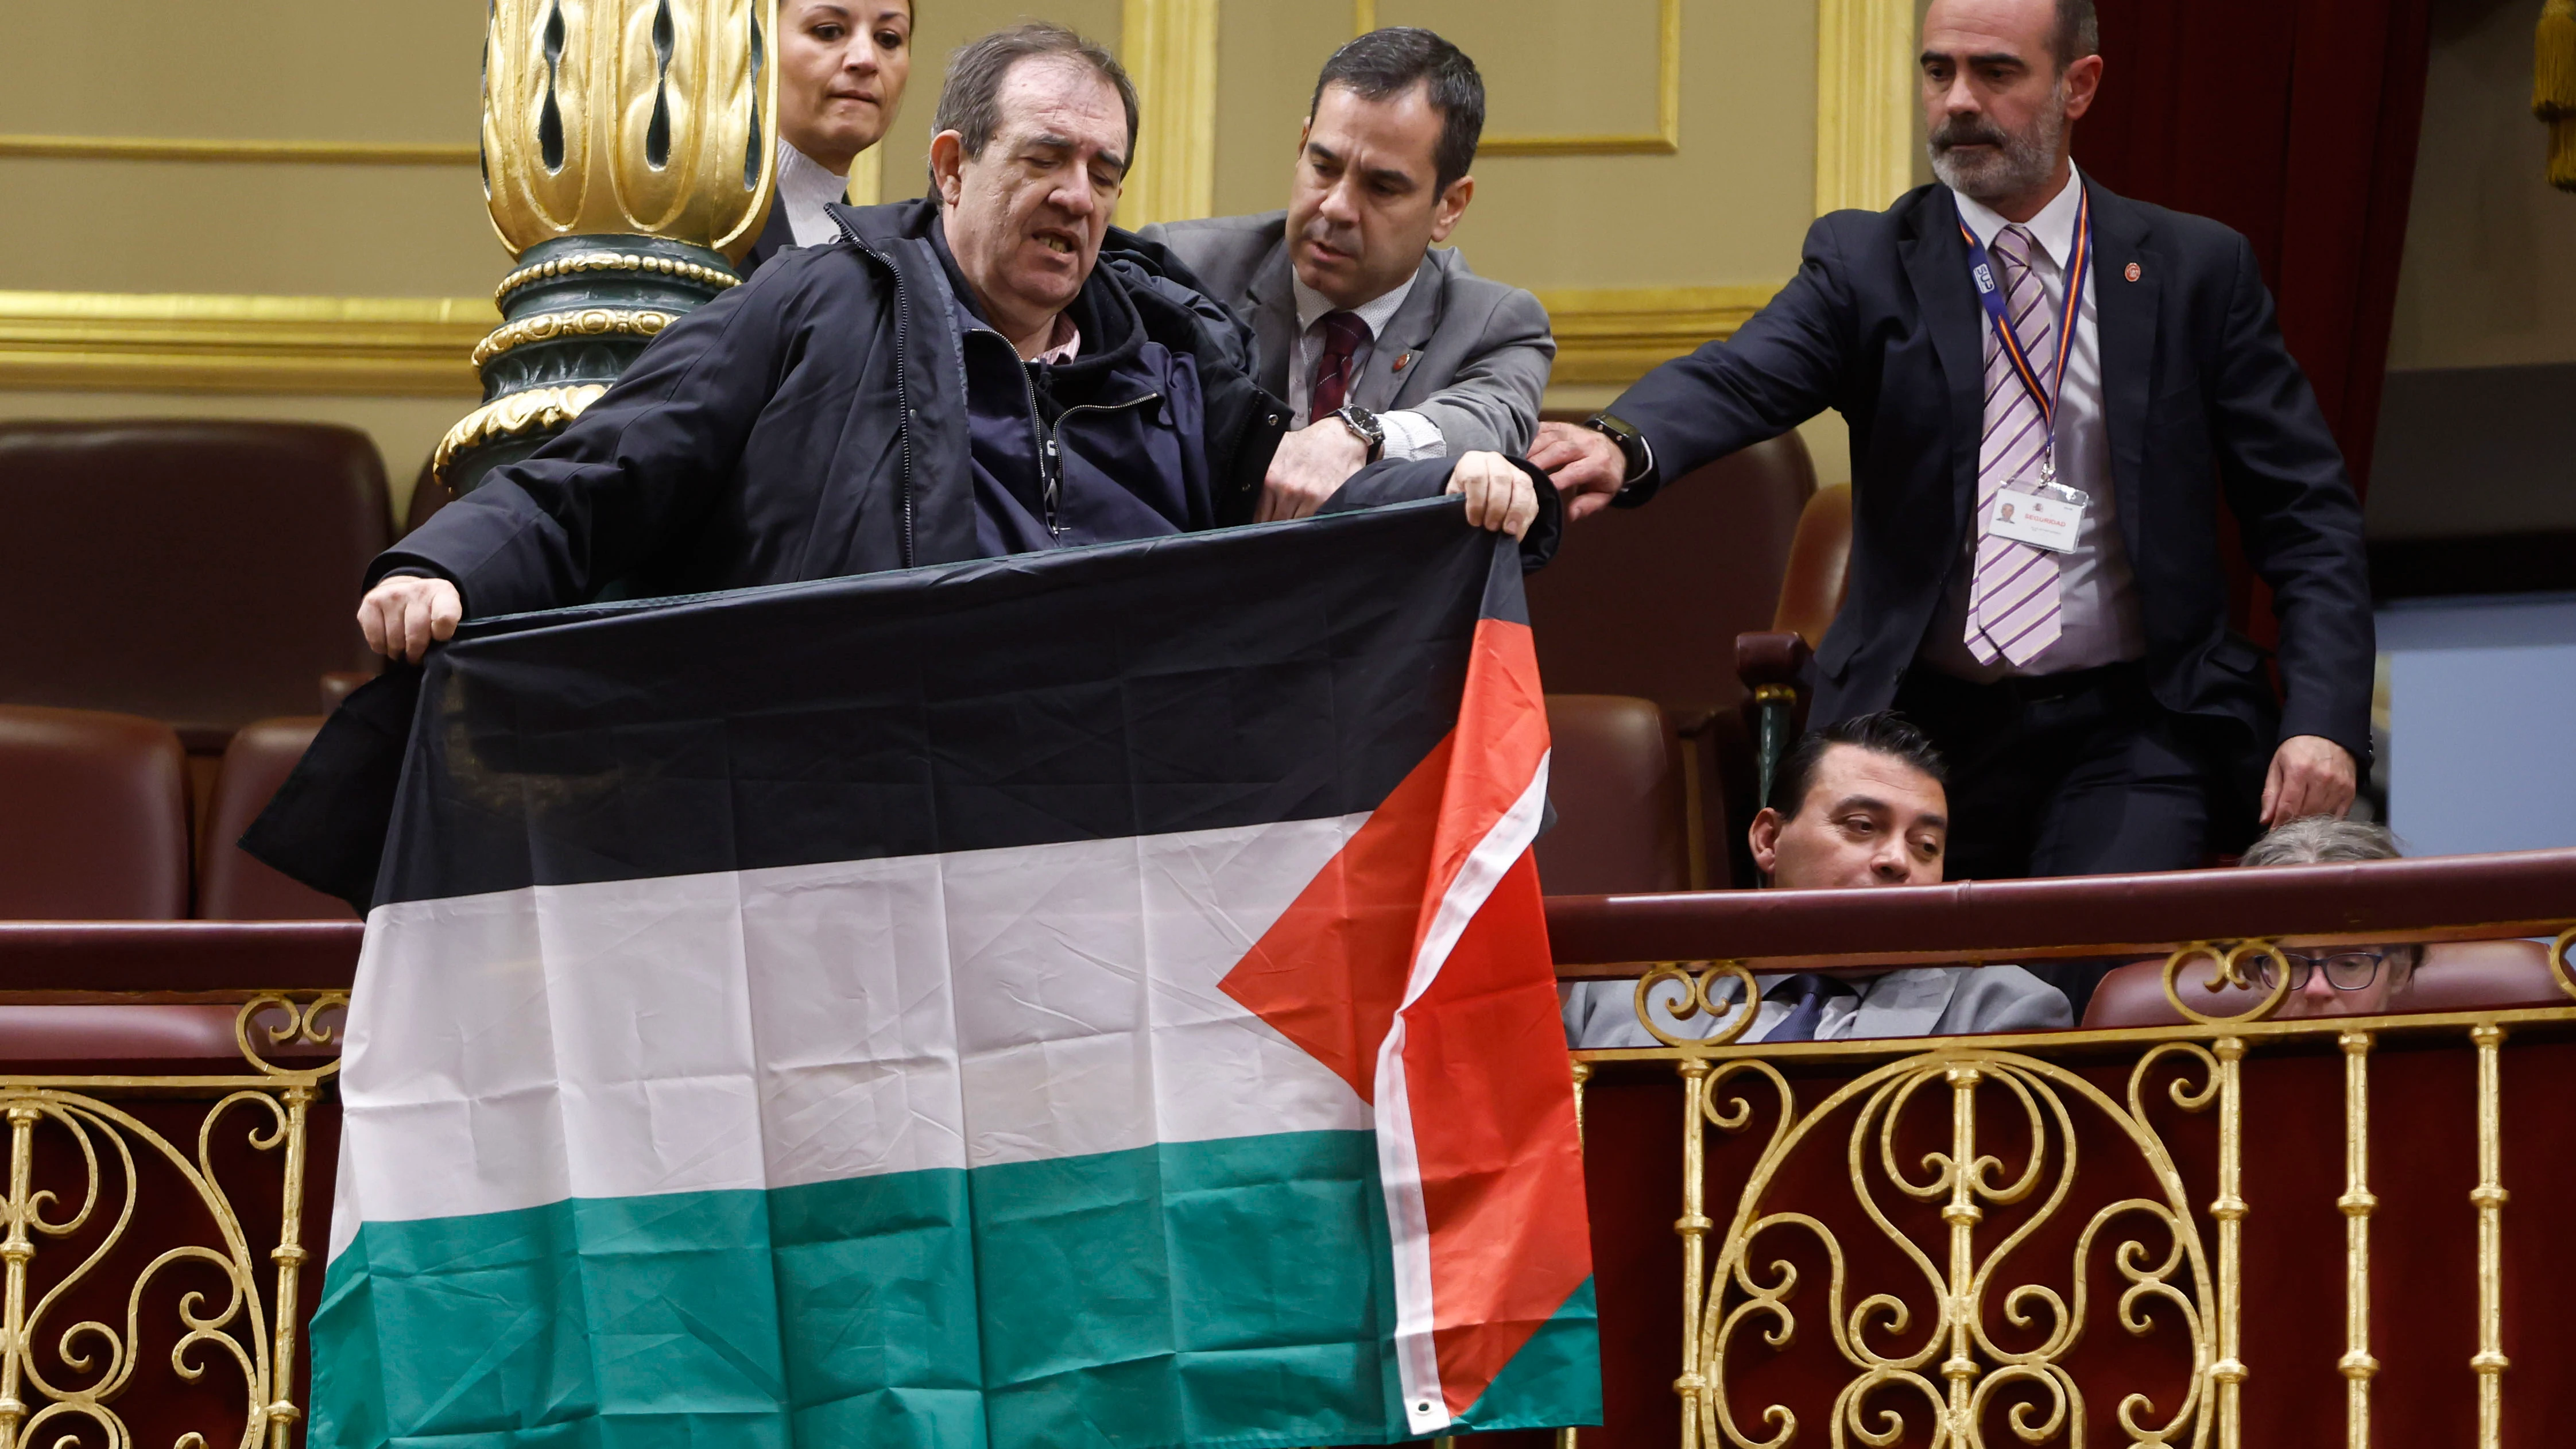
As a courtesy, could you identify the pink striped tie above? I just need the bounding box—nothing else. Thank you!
[1965,225,2062,667]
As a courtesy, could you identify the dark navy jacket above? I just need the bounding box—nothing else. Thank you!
[374,195,1542,613]
[269,197,1558,912]
[1605,179,2372,767]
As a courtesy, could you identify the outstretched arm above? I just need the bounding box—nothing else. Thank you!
[1533,214,1859,516]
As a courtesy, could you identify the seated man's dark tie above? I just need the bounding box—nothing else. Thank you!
[1767,973,1858,1042]
[1308,311,1370,423]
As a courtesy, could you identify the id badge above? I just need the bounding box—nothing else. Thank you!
[1988,480,2087,554]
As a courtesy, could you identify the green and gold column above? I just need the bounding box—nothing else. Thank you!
[436,0,779,493]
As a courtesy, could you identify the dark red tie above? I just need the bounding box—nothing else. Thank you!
[1307,311,1370,423]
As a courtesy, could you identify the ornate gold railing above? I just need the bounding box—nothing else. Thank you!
[0,994,346,1449]
[1551,849,2576,1449]
[0,924,358,1449]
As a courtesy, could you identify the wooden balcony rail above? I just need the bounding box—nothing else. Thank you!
[0,847,2570,1446]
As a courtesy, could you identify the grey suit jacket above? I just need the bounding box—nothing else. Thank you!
[1138,210,1554,456]
[1560,967,2072,1050]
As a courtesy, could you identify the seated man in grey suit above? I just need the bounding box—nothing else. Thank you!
[1563,714,2071,1048]
[1140,27,1554,524]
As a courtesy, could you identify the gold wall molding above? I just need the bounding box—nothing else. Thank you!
[0,292,492,397]
[0,134,477,166]
[0,283,1780,398]
[847,143,886,207]
[1535,282,1783,386]
[1354,0,1680,157]
[1120,0,1221,227]
[1814,0,1918,214]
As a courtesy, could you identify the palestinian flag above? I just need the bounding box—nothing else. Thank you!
[312,498,1598,1448]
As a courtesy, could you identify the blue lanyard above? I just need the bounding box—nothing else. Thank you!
[1958,187,2091,481]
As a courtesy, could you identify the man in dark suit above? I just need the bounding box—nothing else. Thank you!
[1531,0,2371,890]
[1140,28,1554,525]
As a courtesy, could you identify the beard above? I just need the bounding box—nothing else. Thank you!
[1928,90,2067,204]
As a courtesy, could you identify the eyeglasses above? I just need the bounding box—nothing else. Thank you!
[2253,950,2389,992]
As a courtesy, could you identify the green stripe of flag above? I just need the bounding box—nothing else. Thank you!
[314,1132,1458,1448]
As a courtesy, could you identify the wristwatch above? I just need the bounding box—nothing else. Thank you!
[1581,413,1657,506]
[1330,404,1386,463]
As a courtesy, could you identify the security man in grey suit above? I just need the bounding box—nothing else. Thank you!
[1140,28,1555,523]
[1562,714,2071,1049]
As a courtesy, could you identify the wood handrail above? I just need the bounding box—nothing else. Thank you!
[1547,847,2576,975]
[0,921,364,998]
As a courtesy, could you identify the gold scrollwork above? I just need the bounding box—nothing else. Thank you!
[468,307,679,367]
[1695,1045,2220,1449]
[2160,940,2294,1026]
[1634,961,1765,1049]
[2549,926,2576,1002]
[234,994,351,1080]
[493,251,743,307]
[432,383,611,478]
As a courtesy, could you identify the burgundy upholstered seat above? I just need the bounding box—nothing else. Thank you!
[1525,429,1821,885]
[0,420,392,746]
[195,716,354,920]
[2081,937,2571,1028]
[1536,696,1690,896]
[0,704,190,920]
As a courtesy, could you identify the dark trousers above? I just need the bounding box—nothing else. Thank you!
[1891,662,2259,1017]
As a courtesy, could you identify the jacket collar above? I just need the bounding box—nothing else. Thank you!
[1895,174,2157,550]
[2084,175,2158,567]
[831,197,1150,379]
[1897,184,1989,532]
[1352,252,1444,411]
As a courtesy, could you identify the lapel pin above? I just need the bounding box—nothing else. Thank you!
[2124,262,2142,282]
[1393,351,1413,372]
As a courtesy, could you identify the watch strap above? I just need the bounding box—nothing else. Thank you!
[1332,404,1386,462]
[1582,414,1659,506]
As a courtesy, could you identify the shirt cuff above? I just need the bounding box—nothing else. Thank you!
[1377,409,1446,463]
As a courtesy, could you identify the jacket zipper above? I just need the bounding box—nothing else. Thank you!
[1015,361,1057,537]
[836,215,916,568]
[1043,393,1164,538]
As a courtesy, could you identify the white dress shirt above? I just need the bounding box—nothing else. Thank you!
[1285,272,1446,462]
[1919,162,2147,680]
[776,142,854,249]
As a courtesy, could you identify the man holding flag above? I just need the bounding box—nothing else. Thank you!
[358,22,1548,665]
[311,499,1598,1447]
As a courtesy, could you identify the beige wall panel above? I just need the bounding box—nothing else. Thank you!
[1208,0,1350,218]
[0,160,502,297]
[2384,0,2576,371]
[874,0,1128,209]
[1378,0,1663,138]
[0,0,491,298]
[0,2,478,142]
[1401,1,1814,292]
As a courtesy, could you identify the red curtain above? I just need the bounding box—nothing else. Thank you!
[2078,0,2434,504]
[2077,0,2433,641]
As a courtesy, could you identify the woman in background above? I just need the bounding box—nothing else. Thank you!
[742,0,913,274]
